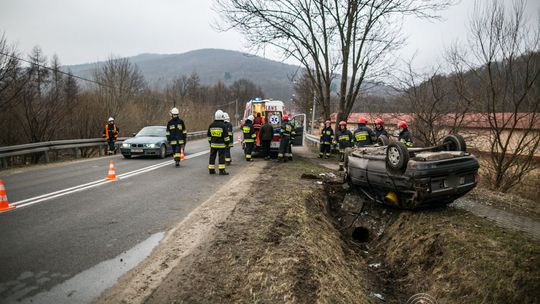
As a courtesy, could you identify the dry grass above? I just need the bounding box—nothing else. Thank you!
[372,208,540,304]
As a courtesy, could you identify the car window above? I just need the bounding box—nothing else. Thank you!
[136,127,166,137]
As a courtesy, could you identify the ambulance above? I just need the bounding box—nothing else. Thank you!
[241,98,284,153]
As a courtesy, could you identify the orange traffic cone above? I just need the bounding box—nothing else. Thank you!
[180,148,185,161]
[0,180,16,213]
[105,161,118,181]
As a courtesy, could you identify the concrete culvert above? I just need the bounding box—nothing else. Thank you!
[352,226,370,242]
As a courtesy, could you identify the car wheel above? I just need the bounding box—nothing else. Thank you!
[442,134,467,152]
[159,144,166,159]
[385,141,409,173]
[123,154,132,159]
[377,135,389,146]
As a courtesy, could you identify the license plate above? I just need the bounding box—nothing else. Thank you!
[271,142,280,148]
[131,149,143,153]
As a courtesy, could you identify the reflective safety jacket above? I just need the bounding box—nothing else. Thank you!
[225,121,234,147]
[166,117,187,145]
[242,120,256,143]
[398,128,413,147]
[207,120,230,148]
[374,126,388,138]
[320,126,334,145]
[353,124,375,147]
[280,121,296,139]
[335,129,354,149]
[103,123,119,140]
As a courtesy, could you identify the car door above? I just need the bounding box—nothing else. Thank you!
[290,114,306,146]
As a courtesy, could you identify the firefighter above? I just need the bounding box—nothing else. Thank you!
[103,117,119,155]
[334,120,354,171]
[374,118,388,138]
[208,110,230,175]
[224,112,234,165]
[319,120,334,158]
[166,107,187,167]
[242,115,256,161]
[353,117,376,147]
[397,120,413,147]
[278,115,295,162]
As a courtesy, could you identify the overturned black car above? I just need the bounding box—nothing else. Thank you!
[346,134,479,209]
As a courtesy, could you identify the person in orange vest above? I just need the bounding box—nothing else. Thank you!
[103,117,119,155]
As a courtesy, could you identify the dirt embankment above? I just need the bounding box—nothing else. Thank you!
[145,159,370,303]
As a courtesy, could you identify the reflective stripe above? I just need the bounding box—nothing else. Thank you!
[208,165,215,169]
[251,134,256,138]
[174,153,181,158]
[169,125,175,130]
[229,143,234,147]
[208,137,211,141]
[225,158,231,161]
[225,137,230,142]
[177,140,185,144]
[211,144,226,148]
[246,155,252,159]
[278,153,284,157]
[183,131,187,134]
[166,132,170,136]
[244,139,255,143]
[218,165,226,169]
[171,141,177,145]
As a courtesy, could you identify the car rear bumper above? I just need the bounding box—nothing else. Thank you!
[348,155,479,209]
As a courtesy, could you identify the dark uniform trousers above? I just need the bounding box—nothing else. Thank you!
[209,148,226,171]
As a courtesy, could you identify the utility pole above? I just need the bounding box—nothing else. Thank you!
[311,94,316,134]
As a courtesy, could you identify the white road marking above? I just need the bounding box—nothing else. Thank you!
[8,150,210,211]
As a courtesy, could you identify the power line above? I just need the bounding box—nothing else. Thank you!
[0,50,242,112]
[0,50,118,91]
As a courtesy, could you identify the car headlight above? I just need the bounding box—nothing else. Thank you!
[147,143,156,148]
[122,143,130,148]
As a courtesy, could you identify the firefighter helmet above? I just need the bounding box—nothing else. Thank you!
[339,120,347,126]
[374,118,384,125]
[223,112,230,122]
[358,117,367,124]
[108,117,114,122]
[215,110,225,120]
[325,120,331,125]
[398,121,408,129]
[170,108,179,115]
[247,115,254,121]
[283,115,289,121]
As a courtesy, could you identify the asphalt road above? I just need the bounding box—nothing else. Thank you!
[0,136,253,303]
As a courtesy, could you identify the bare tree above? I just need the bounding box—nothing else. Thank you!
[93,56,146,119]
[0,33,26,112]
[452,0,540,192]
[397,60,471,146]
[215,0,454,121]
[293,71,315,115]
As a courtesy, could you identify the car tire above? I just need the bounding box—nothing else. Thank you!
[385,141,409,173]
[159,144,166,159]
[442,134,467,152]
[123,154,132,159]
[377,135,389,146]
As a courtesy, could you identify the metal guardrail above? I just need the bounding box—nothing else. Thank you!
[305,133,319,144]
[0,130,209,168]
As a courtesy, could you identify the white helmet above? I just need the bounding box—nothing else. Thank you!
[215,110,224,120]
[170,107,179,115]
[223,112,230,122]
[108,117,114,122]
[247,115,254,121]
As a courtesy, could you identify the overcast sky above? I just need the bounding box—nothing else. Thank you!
[1,0,538,68]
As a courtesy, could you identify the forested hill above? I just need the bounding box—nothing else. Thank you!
[63,48,394,101]
[64,49,299,100]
